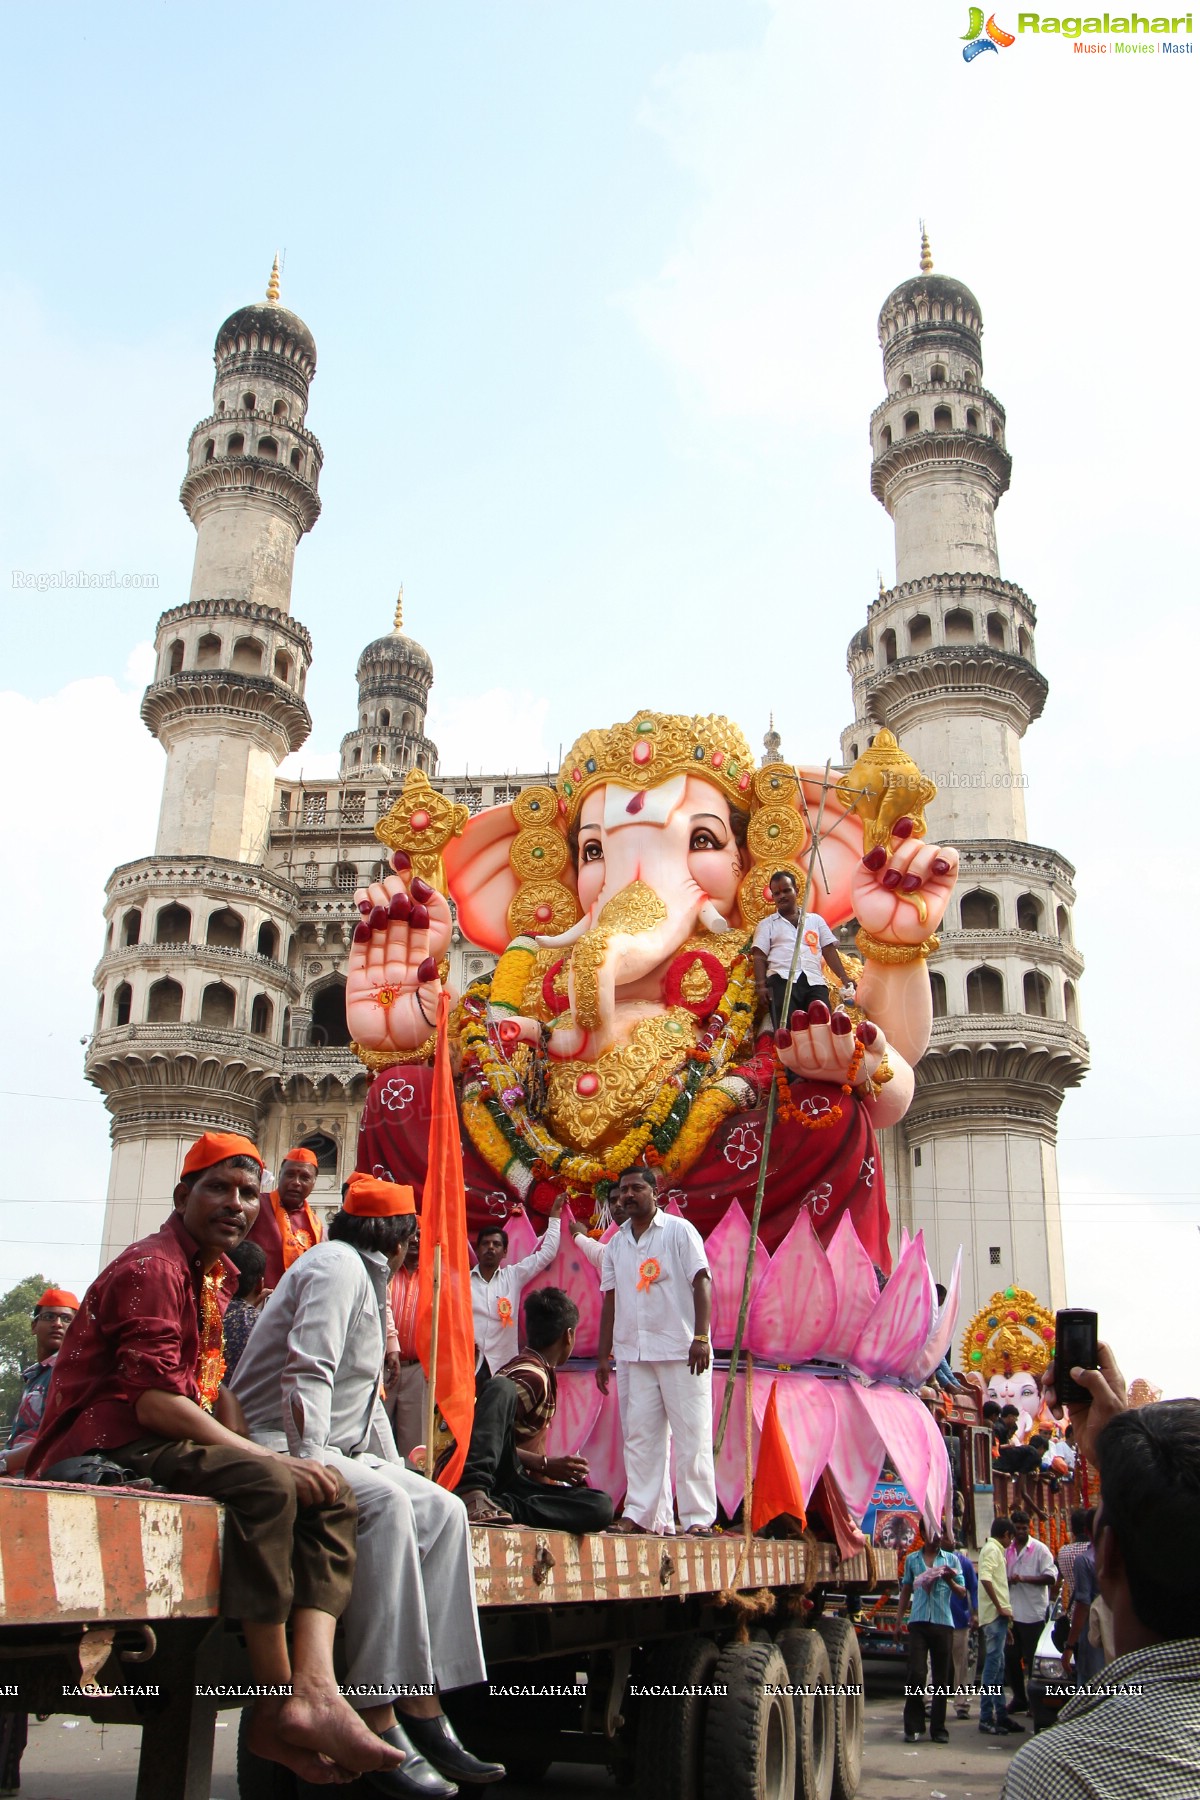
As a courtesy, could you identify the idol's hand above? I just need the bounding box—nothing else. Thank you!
[345,853,453,1052]
[851,825,959,945]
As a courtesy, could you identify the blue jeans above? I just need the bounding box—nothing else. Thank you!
[979,1616,1009,1724]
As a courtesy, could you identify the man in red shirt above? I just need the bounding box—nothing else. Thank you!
[246,1146,325,1288]
[28,1131,400,1789]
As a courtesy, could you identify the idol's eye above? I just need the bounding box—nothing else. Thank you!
[690,828,723,852]
[580,839,604,864]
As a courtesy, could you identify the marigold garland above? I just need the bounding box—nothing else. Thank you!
[773,1035,868,1132]
[196,1269,227,1413]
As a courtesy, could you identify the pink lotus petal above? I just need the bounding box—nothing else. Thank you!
[854,1385,933,1530]
[909,1248,963,1384]
[824,1385,888,1517]
[578,1387,625,1508]
[822,1212,881,1360]
[706,1200,770,1351]
[745,1211,837,1363]
[899,1226,911,1260]
[850,1231,936,1378]
[711,1368,839,1517]
[546,1369,605,1460]
[713,1369,756,1516]
[503,1206,540,1263]
[526,1234,605,1355]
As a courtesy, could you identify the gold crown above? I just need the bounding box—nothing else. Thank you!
[961,1287,1056,1383]
[557,712,757,827]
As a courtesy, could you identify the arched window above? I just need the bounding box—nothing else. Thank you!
[991,421,1003,442]
[309,979,351,1048]
[274,650,292,683]
[1016,894,1042,933]
[299,1131,339,1174]
[167,639,185,675]
[1024,971,1050,1017]
[290,448,303,472]
[1018,627,1032,658]
[379,709,391,728]
[250,993,273,1037]
[908,613,932,652]
[203,438,215,462]
[966,966,1004,1014]
[903,410,920,436]
[206,907,244,949]
[232,637,264,673]
[114,981,133,1026]
[154,903,191,944]
[196,633,222,669]
[200,982,236,1028]
[987,612,1007,650]
[147,977,183,1023]
[1064,981,1079,1029]
[273,398,288,418]
[944,608,974,643]
[963,367,977,388]
[105,921,113,949]
[401,711,414,731]
[301,860,320,889]
[880,628,897,667]
[352,748,361,766]
[880,425,892,450]
[849,743,859,761]
[256,436,279,461]
[257,921,280,959]
[122,907,142,947]
[930,364,946,385]
[333,863,358,892]
[933,405,952,430]
[960,889,999,930]
[929,972,947,1018]
[226,433,245,455]
[1056,904,1072,944]
[966,408,980,430]
[242,392,256,411]
[899,373,913,393]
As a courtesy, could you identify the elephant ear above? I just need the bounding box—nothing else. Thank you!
[443,793,580,957]
[795,768,865,928]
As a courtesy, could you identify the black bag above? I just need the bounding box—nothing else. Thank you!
[37,1454,158,1490]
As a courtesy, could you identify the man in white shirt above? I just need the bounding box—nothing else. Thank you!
[1005,1508,1059,1715]
[596,1165,716,1536]
[471,1197,564,1373]
[750,869,853,1026]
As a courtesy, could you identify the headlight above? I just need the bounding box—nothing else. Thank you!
[1032,1656,1060,1679]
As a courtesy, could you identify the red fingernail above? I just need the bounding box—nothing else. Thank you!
[892,817,914,840]
[391,850,413,873]
[410,876,434,903]
[354,922,371,943]
[358,900,372,915]
[775,1028,791,1047]
[932,857,951,876]
[417,956,438,983]
[862,847,887,872]
[857,1022,878,1045]
[881,870,902,890]
[409,902,430,930]
[789,1010,806,1032]
[389,893,412,921]
[370,906,388,931]
[830,1011,852,1036]
[808,1001,830,1025]
[900,873,922,893]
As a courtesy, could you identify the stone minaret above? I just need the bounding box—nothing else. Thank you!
[88,264,322,1258]
[842,232,1088,1319]
[339,587,439,782]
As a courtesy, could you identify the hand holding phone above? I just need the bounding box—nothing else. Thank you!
[1054,1309,1099,1408]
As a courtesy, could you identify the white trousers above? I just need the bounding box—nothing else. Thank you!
[327,1450,486,1705]
[616,1359,716,1531]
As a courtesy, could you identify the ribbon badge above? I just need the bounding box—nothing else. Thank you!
[636,1257,661,1293]
[497,1297,514,1328]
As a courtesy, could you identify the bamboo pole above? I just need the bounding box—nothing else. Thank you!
[743,1353,755,1557]
[423,1243,442,1479]
[714,761,834,1455]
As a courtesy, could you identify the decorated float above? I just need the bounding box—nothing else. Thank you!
[346,710,964,1536]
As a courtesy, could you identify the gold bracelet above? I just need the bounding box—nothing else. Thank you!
[352,1035,437,1069]
[855,929,940,966]
[692,1334,711,1344]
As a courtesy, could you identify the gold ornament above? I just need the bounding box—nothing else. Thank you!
[511,784,560,828]
[855,928,940,965]
[375,770,468,892]
[752,763,800,807]
[505,786,581,943]
[352,1036,437,1069]
[509,825,569,881]
[747,805,805,863]
[836,730,936,857]
[546,1009,699,1150]
[961,1288,1056,1383]
[557,712,756,829]
[569,881,667,1030]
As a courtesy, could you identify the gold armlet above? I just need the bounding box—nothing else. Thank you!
[855,929,940,966]
[352,1036,437,1070]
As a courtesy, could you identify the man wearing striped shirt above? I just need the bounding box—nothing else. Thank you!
[1003,1348,1200,1799]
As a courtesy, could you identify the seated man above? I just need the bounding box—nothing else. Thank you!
[231,1171,503,1799]
[0,1286,78,1477]
[471,1198,563,1376]
[27,1132,398,1788]
[456,1287,613,1532]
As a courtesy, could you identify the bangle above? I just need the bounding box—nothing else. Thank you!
[855,928,939,966]
[692,1334,710,1344]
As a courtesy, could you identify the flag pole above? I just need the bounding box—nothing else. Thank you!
[423,1244,442,1480]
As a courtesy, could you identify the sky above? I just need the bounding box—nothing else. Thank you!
[1,2,1196,1391]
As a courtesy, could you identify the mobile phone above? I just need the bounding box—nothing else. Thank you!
[1054,1309,1098,1407]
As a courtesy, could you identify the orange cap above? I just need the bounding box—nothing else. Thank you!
[343,1172,416,1217]
[180,1132,264,1178]
[282,1147,319,1167]
[35,1288,79,1312]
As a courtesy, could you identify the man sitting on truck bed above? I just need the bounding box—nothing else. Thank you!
[27,1131,402,1789]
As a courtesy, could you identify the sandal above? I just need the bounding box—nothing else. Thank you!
[461,1489,514,1525]
[606,1516,648,1535]
[683,1524,721,1537]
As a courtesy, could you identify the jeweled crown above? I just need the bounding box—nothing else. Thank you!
[557,712,757,827]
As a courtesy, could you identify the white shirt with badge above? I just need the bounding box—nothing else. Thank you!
[600,1209,711,1362]
[751,909,837,983]
[470,1216,561,1370]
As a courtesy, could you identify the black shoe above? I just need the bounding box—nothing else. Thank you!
[999,1717,1025,1734]
[904,1731,924,1742]
[401,1715,506,1786]
[979,1723,1003,1735]
[365,1724,458,1798]
[931,1729,949,1743]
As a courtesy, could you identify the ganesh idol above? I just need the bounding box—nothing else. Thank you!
[346,711,956,1265]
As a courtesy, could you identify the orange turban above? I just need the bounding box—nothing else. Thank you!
[35,1288,78,1312]
[343,1172,416,1217]
[282,1147,319,1167]
[180,1132,264,1178]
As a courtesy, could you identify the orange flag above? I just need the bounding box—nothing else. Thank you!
[414,991,475,1490]
[751,1380,808,1534]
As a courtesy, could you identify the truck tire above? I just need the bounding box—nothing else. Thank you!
[236,1706,299,1800]
[811,1618,864,1800]
[634,1634,719,1800]
[703,1641,795,1800]
[775,1627,834,1800]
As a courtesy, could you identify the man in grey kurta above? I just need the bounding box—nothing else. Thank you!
[231,1174,501,1794]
